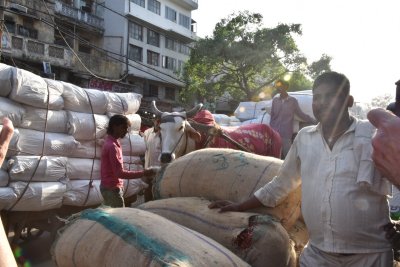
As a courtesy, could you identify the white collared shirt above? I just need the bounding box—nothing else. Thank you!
[254,117,392,253]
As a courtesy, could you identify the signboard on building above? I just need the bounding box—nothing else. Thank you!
[88,78,134,93]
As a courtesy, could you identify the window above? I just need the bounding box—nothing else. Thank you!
[54,29,73,47]
[162,56,176,70]
[149,84,158,97]
[129,45,142,61]
[131,0,145,8]
[147,50,159,66]
[165,37,176,51]
[17,25,38,39]
[179,13,190,29]
[4,19,15,34]
[165,87,175,100]
[147,29,160,47]
[165,6,176,22]
[129,22,143,41]
[177,60,184,72]
[148,0,160,15]
[179,44,191,55]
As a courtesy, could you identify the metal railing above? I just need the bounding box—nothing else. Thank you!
[54,0,104,30]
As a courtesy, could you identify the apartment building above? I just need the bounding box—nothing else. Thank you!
[1,0,123,88]
[103,0,198,111]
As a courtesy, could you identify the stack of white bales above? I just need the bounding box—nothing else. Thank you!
[0,63,147,211]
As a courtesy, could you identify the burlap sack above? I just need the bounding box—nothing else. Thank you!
[153,148,301,229]
[53,208,250,267]
[140,197,297,267]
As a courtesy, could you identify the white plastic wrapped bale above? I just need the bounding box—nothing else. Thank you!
[63,180,103,207]
[62,82,108,114]
[0,96,25,126]
[9,181,66,211]
[68,140,102,159]
[20,106,68,133]
[241,113,271,126]
[120,133,146,156]
[52,208,250,267]
[16,128,79,156]
[0,187,17,210]
[67,111,108,140]
[105,92,142,114]
[44,78,64,95]
[66,158,100,180]
[10,67,64,109]
[7,156,67,183]
[213,113,231,126]
[107,113,142,133]
[0,63,16,97]
[234,102,258,121]
[0,169,9,187]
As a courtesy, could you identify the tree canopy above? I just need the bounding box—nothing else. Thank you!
[181,11,331,104]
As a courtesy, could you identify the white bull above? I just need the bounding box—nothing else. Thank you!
[150,101,202,164]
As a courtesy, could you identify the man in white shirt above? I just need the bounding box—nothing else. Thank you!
[210,72,393,267]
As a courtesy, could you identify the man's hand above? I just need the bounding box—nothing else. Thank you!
[208,200,242,213]
[367,108,400,186]
[0,117,14,140]
[143,167,160,177]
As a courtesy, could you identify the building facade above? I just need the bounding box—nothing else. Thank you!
[103,0,198,111]
[1,0,124,88]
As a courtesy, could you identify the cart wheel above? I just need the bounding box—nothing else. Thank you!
[19,227,44,241]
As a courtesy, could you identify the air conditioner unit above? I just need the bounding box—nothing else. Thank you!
[9,3,28,13]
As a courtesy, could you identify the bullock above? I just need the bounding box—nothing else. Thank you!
[149,101,282,164]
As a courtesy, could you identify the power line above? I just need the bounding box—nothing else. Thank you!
[3,2,187,85]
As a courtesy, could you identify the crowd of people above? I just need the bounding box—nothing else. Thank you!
[1,72,400,266]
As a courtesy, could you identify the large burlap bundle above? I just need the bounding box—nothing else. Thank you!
[21,106,68,133]
[66,158,100,180]
[105,92,141,114]
[7,156,67,183]
[140,197,296,267]
[0,63,15,97]
[9,181,66,211]
[16,128,79,156]
[10,67,64,109]
[0,96,25,126]
[53,208,250,267]
[154,148,301,230]
[67,111,108,140]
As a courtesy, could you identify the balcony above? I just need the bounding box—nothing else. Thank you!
[2,33,73,67]
[1,33,122,79]
[54,0,104,31]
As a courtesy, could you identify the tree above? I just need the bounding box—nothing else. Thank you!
[181,11,331,104]
[366,94,394,110]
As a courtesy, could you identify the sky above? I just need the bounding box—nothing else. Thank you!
[192,0,400,105]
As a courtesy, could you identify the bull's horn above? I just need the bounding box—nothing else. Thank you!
[185,103,203,118]
[150,101,163,118]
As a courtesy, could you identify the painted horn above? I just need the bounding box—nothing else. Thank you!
[150,101,163,118]
[185,103,203,118]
